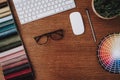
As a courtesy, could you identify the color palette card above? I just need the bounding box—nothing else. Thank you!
[0,2,35,80]
[97,33,120,74]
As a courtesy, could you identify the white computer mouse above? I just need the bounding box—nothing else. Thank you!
[70,12,85,35]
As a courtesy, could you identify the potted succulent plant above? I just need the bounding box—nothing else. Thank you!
[92,0,120,19]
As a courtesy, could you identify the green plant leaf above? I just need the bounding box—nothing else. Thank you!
[94,0,120,18]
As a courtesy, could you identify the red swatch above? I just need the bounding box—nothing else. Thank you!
[3,59,28,70]
[5,68,32,80]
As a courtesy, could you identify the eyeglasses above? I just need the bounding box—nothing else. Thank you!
[34,29,64,45]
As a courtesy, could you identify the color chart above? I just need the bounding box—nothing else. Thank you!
[0,2,34,80]
[97,33,120,74]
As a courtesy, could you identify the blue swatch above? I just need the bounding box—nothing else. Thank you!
[0,24,16,33]
[0,15,13,23]
[0,28,17,39]
[0,19,14,28]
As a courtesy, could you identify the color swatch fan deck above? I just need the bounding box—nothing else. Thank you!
[0,2,34,80]
[97,33,120,74]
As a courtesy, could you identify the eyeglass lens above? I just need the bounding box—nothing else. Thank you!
[34,35,48,45]
[50,30,64,40]
[34,29,64,45]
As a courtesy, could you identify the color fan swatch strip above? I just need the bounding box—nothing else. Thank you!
[0,2,34,80]
[97,33,120,74]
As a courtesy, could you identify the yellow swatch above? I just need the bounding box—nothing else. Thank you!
[0,6,10,14]
[0,11,11,18]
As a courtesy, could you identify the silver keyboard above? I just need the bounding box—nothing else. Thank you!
[13,0,76,24]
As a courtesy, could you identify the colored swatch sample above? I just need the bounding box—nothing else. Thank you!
[0,2,34,80]
[97,33,120,74]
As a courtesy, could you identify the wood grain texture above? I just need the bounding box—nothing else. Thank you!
[1,0,120,80]
[0,0,6,3]
[0,67,4,80]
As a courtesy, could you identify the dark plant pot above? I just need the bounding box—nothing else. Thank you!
[92,0,118,20]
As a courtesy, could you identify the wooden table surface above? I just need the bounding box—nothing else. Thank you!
[1,0,120,80]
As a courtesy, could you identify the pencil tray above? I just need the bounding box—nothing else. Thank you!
[0,2,35,80]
